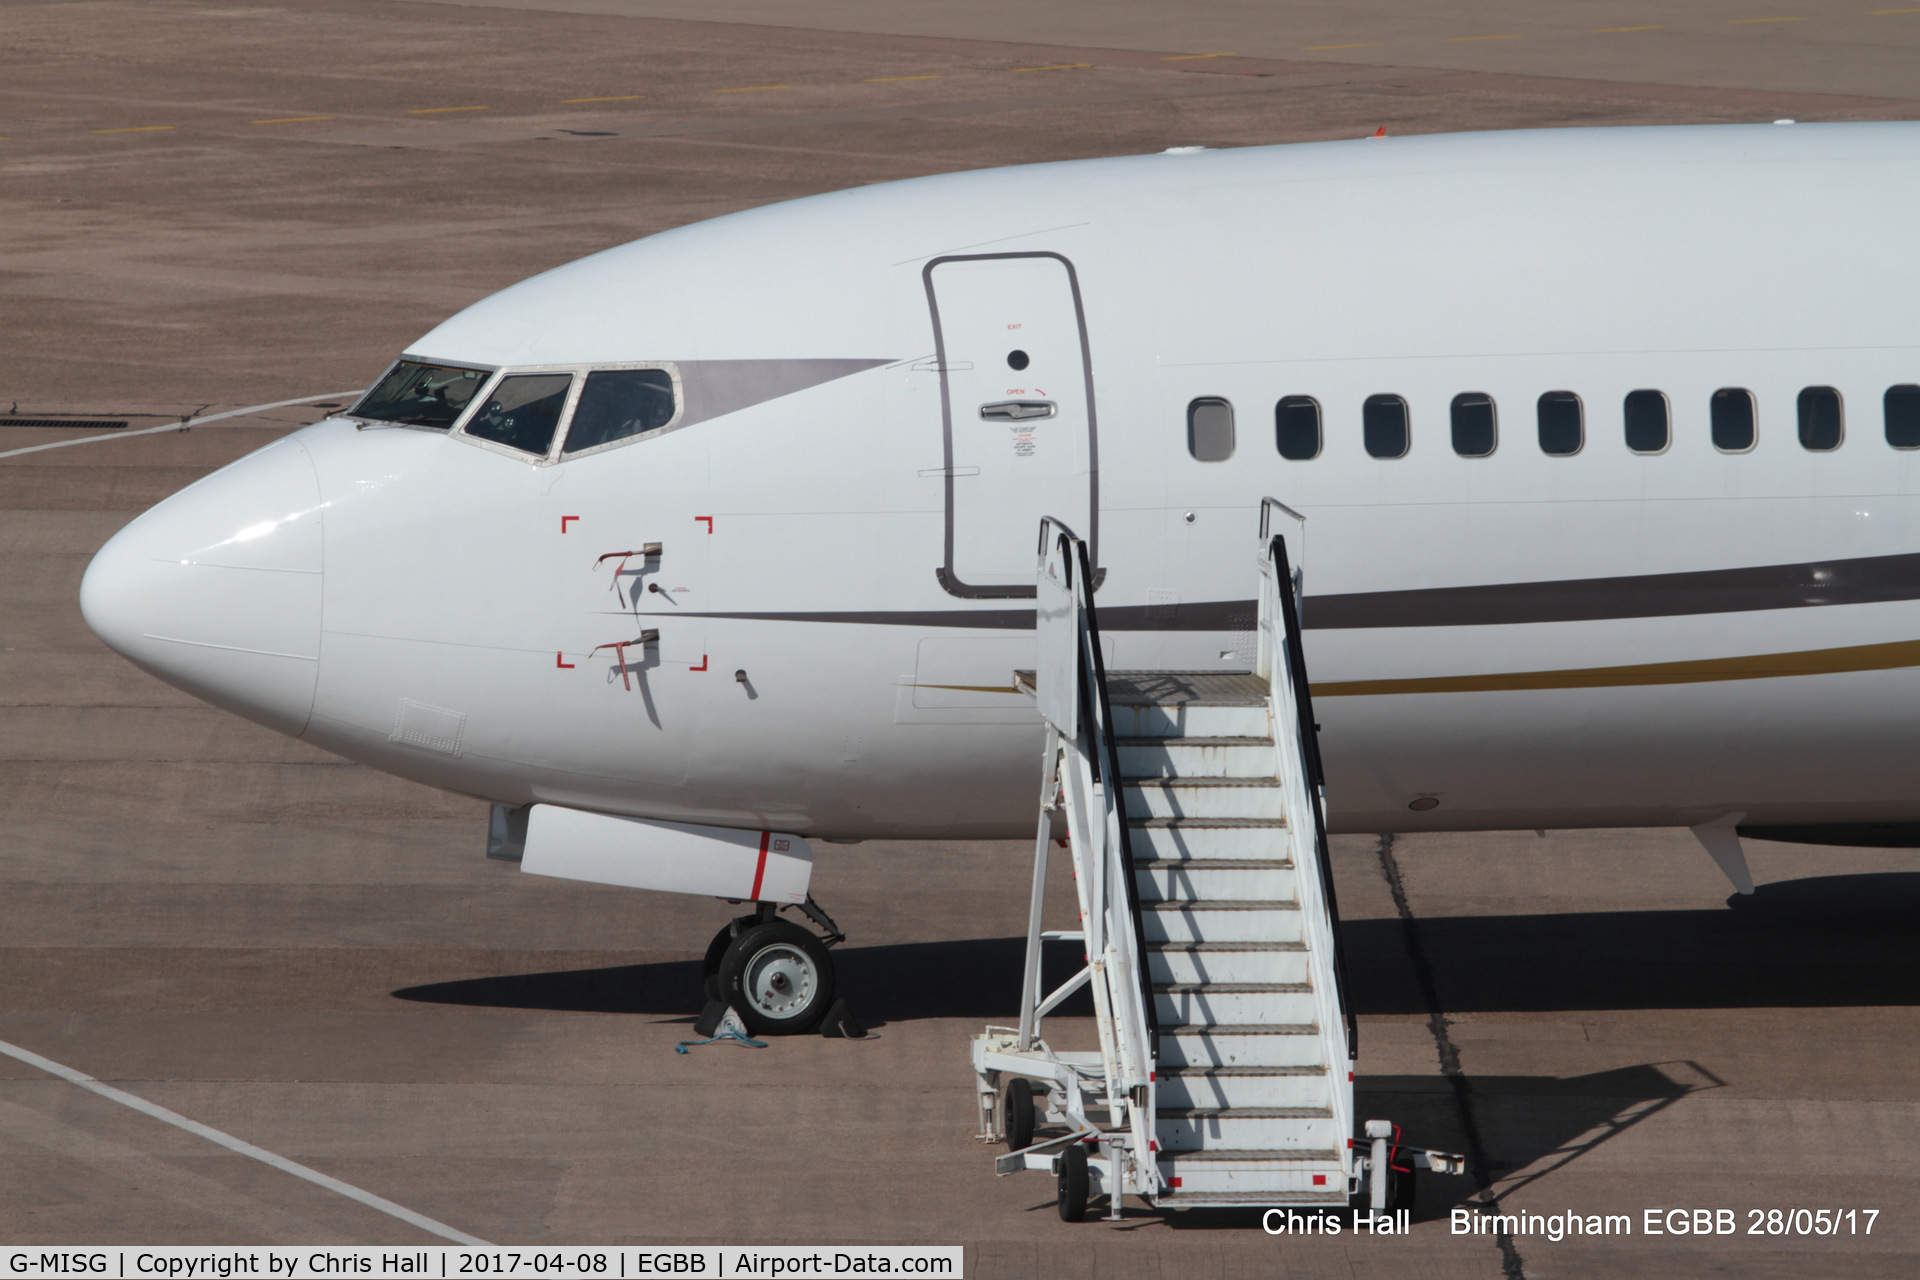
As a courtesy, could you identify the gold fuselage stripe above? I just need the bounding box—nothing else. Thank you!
[1311,638,1920,698]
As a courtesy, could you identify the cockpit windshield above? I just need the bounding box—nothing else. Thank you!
[350,361,491,429]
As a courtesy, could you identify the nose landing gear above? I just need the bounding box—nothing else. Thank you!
[698,898,857,1037]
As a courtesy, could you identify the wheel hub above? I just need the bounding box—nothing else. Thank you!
[744,942,816,1019]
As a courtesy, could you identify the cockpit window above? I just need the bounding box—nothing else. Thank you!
[350,362,490,429]
[463,374,573,456]
[564,368,677,455]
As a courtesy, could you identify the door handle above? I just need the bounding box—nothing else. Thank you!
[979,400,1057,421]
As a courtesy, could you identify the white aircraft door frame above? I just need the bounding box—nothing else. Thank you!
[924,251,1101,599]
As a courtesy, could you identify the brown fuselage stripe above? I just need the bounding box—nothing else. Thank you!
[1311,637,1920,697]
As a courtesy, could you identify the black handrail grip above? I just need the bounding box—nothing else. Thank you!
[1076,537,1160,1064]
[1270,535,1357,1059]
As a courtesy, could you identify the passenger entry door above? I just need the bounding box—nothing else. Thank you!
[926,252,1098,598]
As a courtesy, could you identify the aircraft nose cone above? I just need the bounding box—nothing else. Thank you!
[80,435,324,736]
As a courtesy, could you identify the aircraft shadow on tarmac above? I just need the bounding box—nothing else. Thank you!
[392,872,1920,1020]
[393,867,1913,1224]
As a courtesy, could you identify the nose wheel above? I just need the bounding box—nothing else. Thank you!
[715,918,837,1035]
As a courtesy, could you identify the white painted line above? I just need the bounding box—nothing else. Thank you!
[0,392,363,460]
[0,1035,491,1245]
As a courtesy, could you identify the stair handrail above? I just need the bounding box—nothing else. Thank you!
[1257,524,1356,1061]
[1035,517,1158,1191]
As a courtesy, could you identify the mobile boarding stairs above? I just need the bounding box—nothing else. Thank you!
[969,504,1465,1221]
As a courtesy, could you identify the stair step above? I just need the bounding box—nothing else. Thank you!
[1136,863,1298,904]
[1128,822,1290,862]
[1146,940,1305,951]
[1161,1025,1327,1068]
[1157,988,1318,1024]
[1116,739,1279,779]
[1115,736,1272,746]
[1155,982,1311,994]
[1135,858,1289,870]
[1142,903,1302,945]
[1110,703,1270,738]
[1105,671,1269,706]
[1149,948,1310,985]
[1158,1111,1343,1152]
[1124,779,1286,820]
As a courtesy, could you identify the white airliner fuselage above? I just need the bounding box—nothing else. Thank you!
[81,123,1920,841]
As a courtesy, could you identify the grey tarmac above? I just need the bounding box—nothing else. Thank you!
[1,1,1917,1274]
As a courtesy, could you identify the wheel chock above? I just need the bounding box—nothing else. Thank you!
[818,998,868,1039]
[693,997,731,1038]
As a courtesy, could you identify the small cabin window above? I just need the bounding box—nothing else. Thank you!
[463,373,573,457]
[1624,390,1670,454]
[1275,396,1321,460]
[1712,388,1756,452]
[1363,394,1409,459]
[1187,398,1235,461]
[1450,393,1496,457]
[564,368,677,455]
[1797,386,1843,451]
[1537,391,1583,456]
[1888,385,1920,449]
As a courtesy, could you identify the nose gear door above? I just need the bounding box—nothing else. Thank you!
[925,252,1099,598]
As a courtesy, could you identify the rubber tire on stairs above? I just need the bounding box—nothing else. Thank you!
[1004,1078,1035,1151]
[1056,1143,1089,1223]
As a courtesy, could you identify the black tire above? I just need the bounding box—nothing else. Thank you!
[1389,1163,1416,1213]
[1004,1078,1036,1151]
[1056,1143,1089,1223]
[702,923,736,1002]
[718,919,836,1035]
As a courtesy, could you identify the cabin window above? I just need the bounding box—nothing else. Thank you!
[1537,391,1583,456]
[1624,390,1670,454]
[564,369,678,455]
[1188,398,1235,461]
[463,373,573,457]
[1363,394,1409,459]
[1888,385,1920,449]
[1797,386,1843,451]
[1275,396,1321,460]
[1450,393,1496,457]
[1711,388,1756,452]
[350,361,490,430]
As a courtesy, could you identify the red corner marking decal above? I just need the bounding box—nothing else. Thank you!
[690,655,708,672]
[695,516,713,534]
[749,830,771,901]
[555,651,575,669]
[560,516,579,533]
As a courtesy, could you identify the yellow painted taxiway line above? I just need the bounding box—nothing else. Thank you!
[253,116,332,124]
[408,105,487,114]
[1012,63,1091,72]
[864,75,942,82]
[563,95,644,103]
